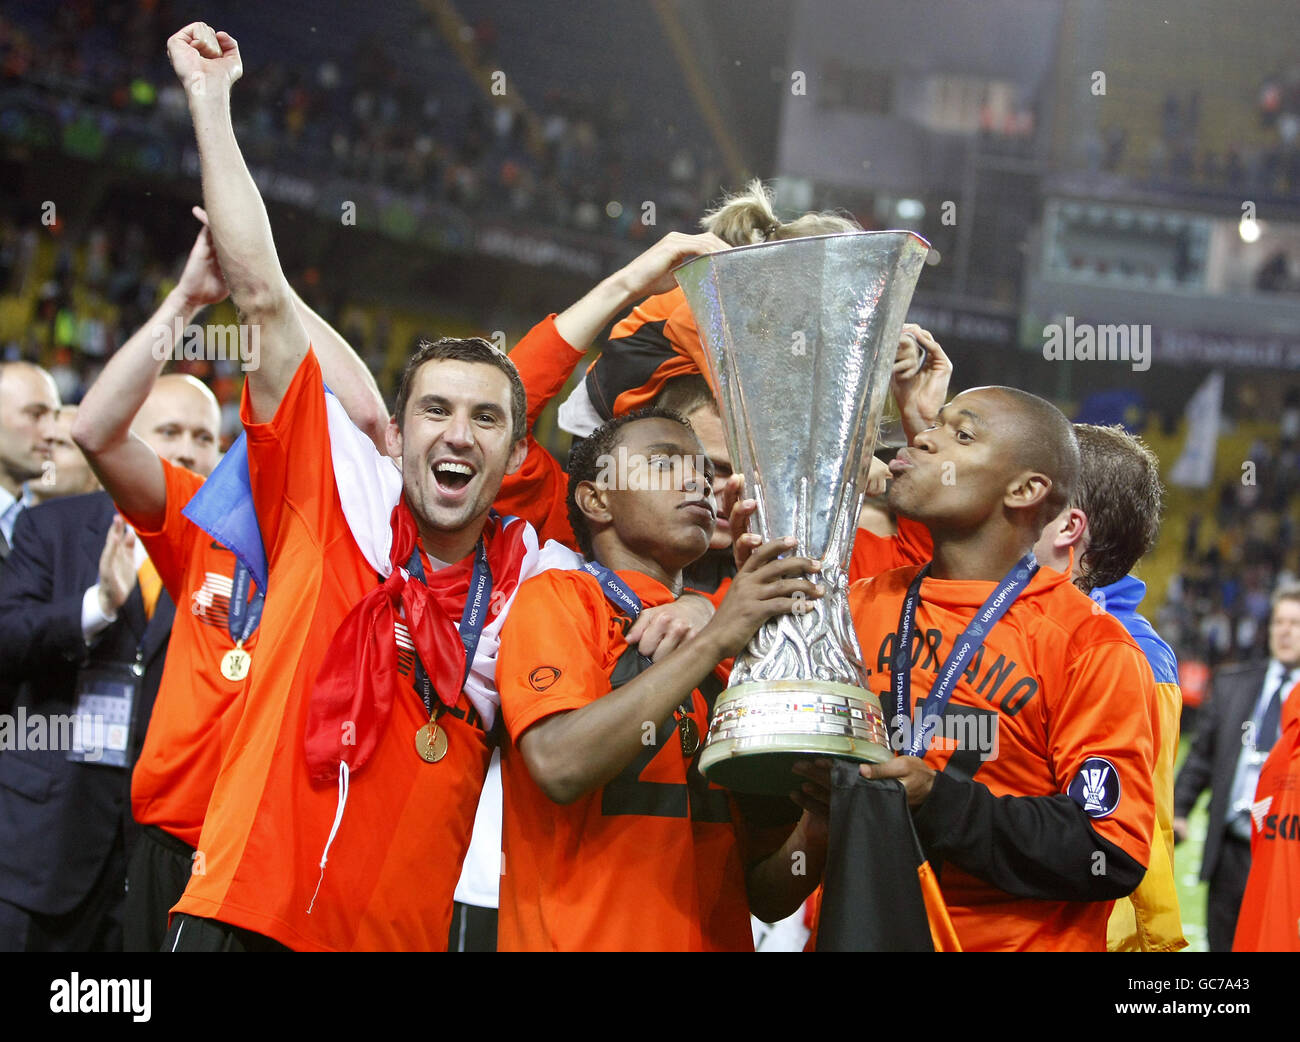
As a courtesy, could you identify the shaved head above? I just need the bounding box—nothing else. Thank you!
[134,374,221,476]
[979,386,1080,523]
[0,361,60,495]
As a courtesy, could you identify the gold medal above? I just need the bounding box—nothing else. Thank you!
[677,715,700,758]
[220,643,251,682]
[415,721,448,763]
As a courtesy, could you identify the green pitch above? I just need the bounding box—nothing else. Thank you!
[1173,735,1209,952]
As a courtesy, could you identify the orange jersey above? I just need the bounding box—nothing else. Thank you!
[585,287,713,420]
[496,568,753,951]
[493,314,582,550]
[174,349,494,951]
[849,516,933,583]
[119,459,260,849]
[1234,679,1300,952]
[848,563,1158,951]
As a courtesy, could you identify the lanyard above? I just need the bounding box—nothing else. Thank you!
[581,560,644,621]
[891,553,1039,757]
[227,560,264,645]
[408,540,492,713]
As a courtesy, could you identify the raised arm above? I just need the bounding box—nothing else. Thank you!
[287,284,388,451]
[168,22,308,423]
[518,540,821,804]
[72,214,228,527]
[552,232,729,352]
[191,205,388,449]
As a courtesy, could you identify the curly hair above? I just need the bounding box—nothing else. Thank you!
[565,407,694,559]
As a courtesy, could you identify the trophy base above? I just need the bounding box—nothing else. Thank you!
[699,680,893,796]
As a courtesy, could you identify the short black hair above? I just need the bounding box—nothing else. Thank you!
[393,337,527,441]
[565,407,694,559]
[987,386,1081,524]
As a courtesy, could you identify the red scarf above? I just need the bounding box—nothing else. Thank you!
[305,500,521,784]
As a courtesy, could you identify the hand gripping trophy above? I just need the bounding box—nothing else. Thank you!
[674,231,930,795]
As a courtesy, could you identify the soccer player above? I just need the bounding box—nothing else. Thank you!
[496,408,828,950]
[165,22,725,951]
[1033,423,1184,952]
[71,209,389,951]
[845,387,1159,951]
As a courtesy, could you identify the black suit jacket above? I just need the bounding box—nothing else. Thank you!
[0,491,174,917]
[1173,660,1271,882]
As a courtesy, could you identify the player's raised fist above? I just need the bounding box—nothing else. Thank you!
[167,22,243,99]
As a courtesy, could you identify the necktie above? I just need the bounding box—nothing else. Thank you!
[1259,669,1294,751]
[138,558,162,621]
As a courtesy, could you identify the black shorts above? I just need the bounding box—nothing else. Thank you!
[164,912,291,952]
[124,825,195,953]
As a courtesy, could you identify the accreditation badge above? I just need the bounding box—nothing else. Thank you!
[66,663,140,768]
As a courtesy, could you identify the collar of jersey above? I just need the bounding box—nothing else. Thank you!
[916,554,1067,609]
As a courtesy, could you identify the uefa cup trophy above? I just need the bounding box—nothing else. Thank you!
[674,230,930,795]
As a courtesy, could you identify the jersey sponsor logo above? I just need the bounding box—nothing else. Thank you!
[1068,756,1121,818]
[1250,796,1273,833]
[1260,810,1300,841]
[529,666,561,692]
[190,570,233,631]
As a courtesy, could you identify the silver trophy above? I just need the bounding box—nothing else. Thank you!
[675,231,930,795]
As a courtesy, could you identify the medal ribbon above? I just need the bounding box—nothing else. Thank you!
[226,559,264,646]
[581,559,643,621]
[891,553,1039,757]
[408,540,492,715]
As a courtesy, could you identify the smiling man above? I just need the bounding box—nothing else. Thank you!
[496,409,830,950]
[846,386,1160,951]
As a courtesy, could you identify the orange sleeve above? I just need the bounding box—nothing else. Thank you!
[849,515,934,583]
[1051,632,1158,868]
[239,346,336,549]
[663,295,714,396]
[498,571,615,740]
[606,288,712,416]
[492,315,583,549]
[508,314,585,432]
[118,458,205,603]
[493,437,577,551]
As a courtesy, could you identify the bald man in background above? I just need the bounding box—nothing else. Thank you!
[73,211,386,949]
[0,373,207,950]
[0,361,60,564]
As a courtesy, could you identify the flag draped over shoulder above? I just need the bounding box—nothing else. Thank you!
[815,761,961,952]
[1233,680,1300,952]
[182,431,268,590]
